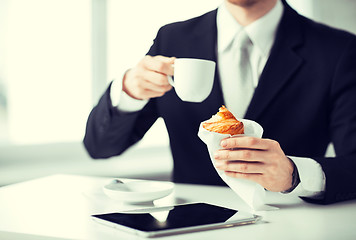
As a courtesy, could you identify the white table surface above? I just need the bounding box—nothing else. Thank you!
[0,174,355,240]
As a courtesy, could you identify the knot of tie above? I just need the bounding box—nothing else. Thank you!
[233,30,252,51]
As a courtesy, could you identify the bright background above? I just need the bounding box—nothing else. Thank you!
[0,0,355,185]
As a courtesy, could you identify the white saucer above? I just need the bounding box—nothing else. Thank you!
[103,180,174,203]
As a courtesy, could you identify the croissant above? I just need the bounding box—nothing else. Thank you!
[202,105,244,135]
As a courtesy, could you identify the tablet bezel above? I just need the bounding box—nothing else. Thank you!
[92,202,261,238]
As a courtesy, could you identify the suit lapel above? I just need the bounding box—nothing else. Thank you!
[245,2,304,120]
[186,10,225,116]
[189,10,218,62]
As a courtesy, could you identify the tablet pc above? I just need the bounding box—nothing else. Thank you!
[92,203,261,237]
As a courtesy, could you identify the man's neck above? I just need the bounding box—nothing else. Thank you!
[225,0,278,26]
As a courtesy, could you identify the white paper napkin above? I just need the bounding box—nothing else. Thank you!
[198,118,276,211]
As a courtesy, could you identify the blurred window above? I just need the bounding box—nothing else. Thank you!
[0,0,92,145]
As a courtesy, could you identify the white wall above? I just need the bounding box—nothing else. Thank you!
[312,0,356,34]
[287,0,356,34]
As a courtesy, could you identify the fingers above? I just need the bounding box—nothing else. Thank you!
[214,137,294,192]
[220,136,279,151]
[122,55,175,100]
[142,55,175,76]
[214,148,264,162]
[140,69,172,89]
[215,160,264,174]
[129,75,171,99]
[141,80,172,94]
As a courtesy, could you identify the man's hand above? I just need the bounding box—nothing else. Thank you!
[123,55,175,100]
[214,136,294,192]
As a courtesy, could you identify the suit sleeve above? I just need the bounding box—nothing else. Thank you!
[303,37,356,204]
[83,29,164,159]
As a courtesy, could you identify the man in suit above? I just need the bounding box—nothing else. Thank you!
[84,0,356,204]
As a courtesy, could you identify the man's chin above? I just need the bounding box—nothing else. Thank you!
[227,0,262,8]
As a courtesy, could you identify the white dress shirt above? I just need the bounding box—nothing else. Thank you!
[110,0,325,198]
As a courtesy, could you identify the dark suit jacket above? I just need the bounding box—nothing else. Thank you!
[84,1,356,204]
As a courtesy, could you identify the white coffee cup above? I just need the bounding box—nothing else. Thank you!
[167,58,216,102]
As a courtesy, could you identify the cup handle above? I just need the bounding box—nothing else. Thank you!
[167,75,174,87]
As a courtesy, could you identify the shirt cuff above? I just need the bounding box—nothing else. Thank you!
[110,75,148,112]
[283,156,326,198]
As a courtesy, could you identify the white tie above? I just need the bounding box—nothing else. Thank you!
[223,30,254,118]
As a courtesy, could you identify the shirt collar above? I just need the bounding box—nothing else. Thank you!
[217,0,283,57]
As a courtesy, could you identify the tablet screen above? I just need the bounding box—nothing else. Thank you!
[92,203,259,237]
[94,203,236,232]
